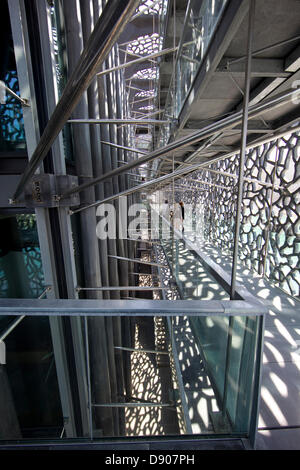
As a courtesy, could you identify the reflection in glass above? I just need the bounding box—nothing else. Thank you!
[0,312,262,441]
[157,0,228,147]
[0,214,44,299]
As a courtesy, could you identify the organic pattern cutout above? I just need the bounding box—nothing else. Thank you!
[164,131,300,298]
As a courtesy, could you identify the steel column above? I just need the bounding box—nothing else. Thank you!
[98,32,122,434]
[230,0,256,300]
[223,0,256,424]
[64,0,114,437]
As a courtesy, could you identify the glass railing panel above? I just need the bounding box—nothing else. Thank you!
[191,313,261,434]
[0,311,263,442]
[230,315,260,433]
[225,315,247,426]
[191,315,229,400]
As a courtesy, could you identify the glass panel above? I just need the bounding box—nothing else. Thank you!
[156,0,228,148]
[176,0,228,116]
[0,312,262,441]
[0,214,45,299]
[156,212,261,434]
[0,2,26,152]
[191,314,260,433]
[228,316,259,432]
[2,315,63,439]
[0,213,56,439]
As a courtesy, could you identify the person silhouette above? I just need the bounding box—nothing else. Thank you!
[179,201,184,232]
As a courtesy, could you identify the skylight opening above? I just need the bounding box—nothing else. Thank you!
[136,0,163,16]
[132,68,159,80]
[139,105,155,111]
[135,89,156,98]
[126,33,163,56]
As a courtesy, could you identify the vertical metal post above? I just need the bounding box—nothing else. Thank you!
[224,0,256,421]
[230,0,256,300]
[90,17,112,401]
[114,45,131,431]
[63,0,114,437]
[249,314,265,448]
[96,28,121,435]
[84,317,93,440]
[108,46,127,434]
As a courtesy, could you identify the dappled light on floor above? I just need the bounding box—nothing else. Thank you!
[173,316,219,433]
[186,238,300,447]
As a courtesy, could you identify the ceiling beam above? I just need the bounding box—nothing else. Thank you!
[216,57,291,78]
[185,119,272,134]
[97,47,177,77]
[236,43,300,109]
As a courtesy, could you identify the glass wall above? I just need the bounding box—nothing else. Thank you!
[191,314,261,433]
[157,0,228,147]
[0,214,63,440]
[50,2,74,162]
[0,2,26,152]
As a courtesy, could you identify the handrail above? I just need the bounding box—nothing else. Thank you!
[0,298,266,317]
[0,286,51,342]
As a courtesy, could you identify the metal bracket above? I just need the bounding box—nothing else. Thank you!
[23,174,80,208]
[169,388,180,404]
[0,341,6,365]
